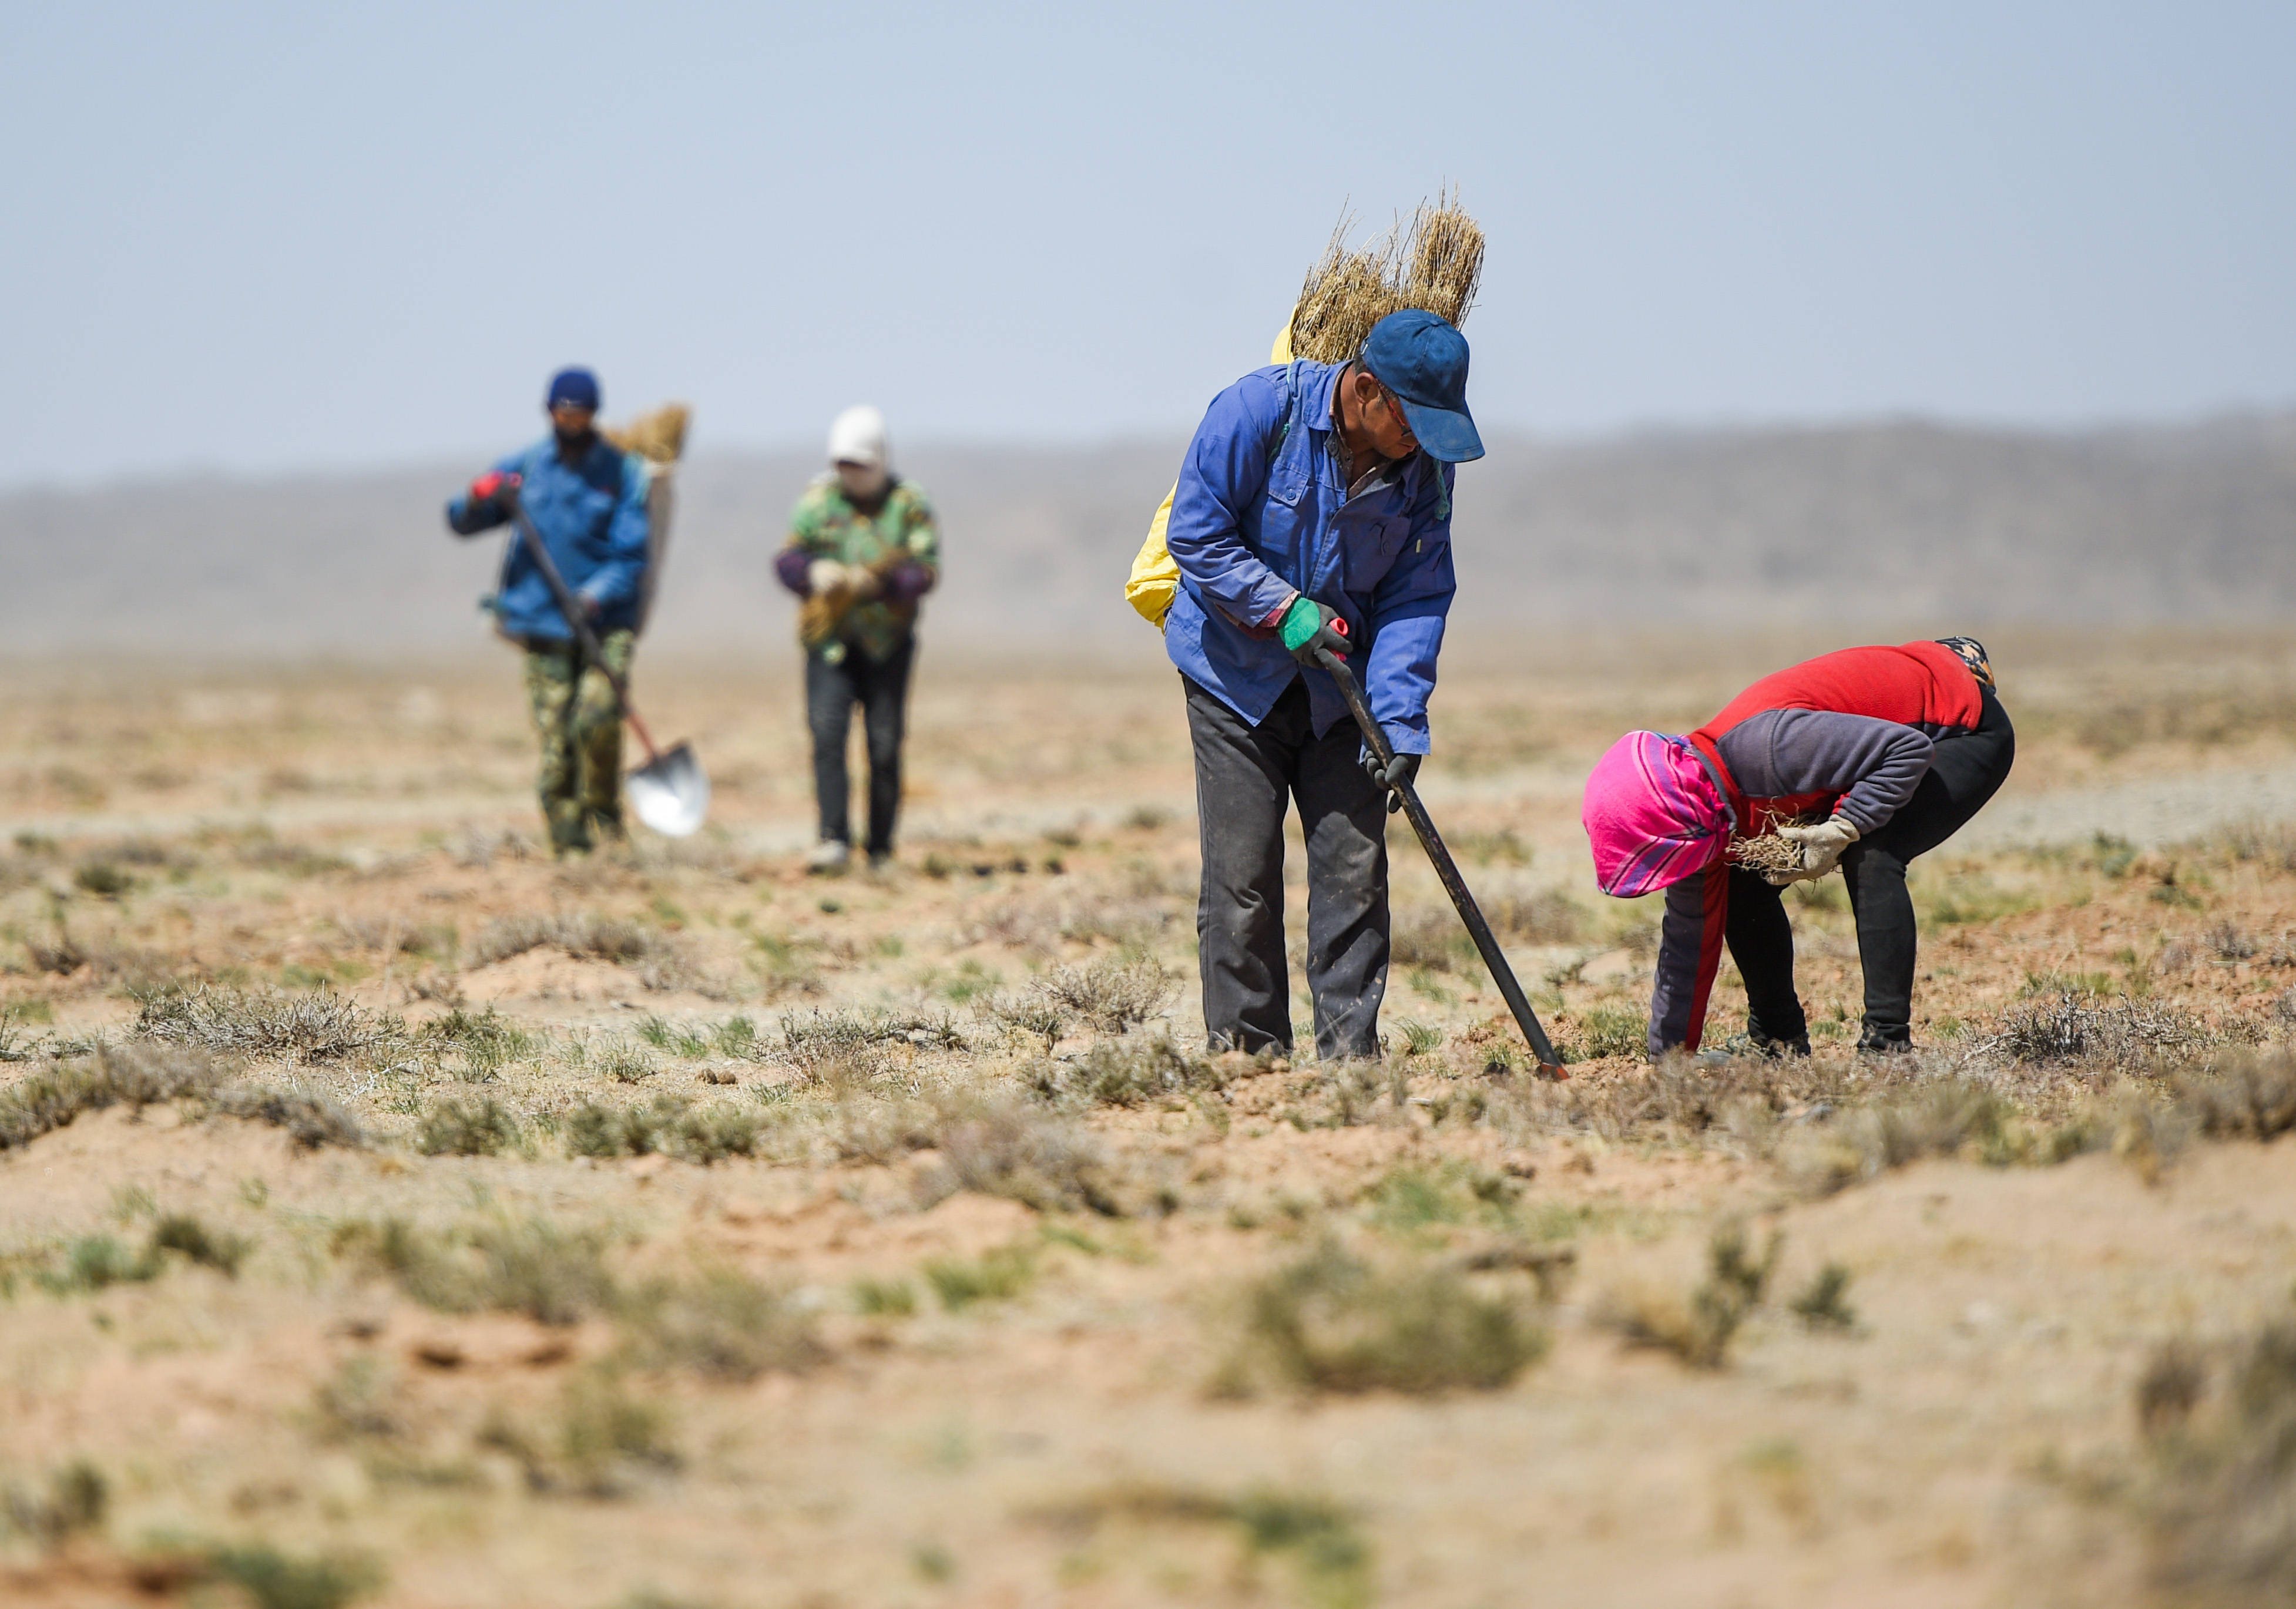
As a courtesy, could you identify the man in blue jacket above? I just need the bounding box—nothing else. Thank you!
[445,368,652,855]
[1165,310,1479,1059]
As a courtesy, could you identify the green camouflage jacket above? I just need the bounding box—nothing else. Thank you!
[780,475,940,663]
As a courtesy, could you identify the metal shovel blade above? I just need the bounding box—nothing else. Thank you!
[626,742,710,838]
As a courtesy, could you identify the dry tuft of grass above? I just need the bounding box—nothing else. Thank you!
[1222,1236,1546,1396]
[334,1215,617,1327]
[912,1096,1144,1217]
[468,912,663,969]
[620,1267,824,1382]
[1028,1034,1233,1109]
[566,1096,761,1165]
[1289,189,1483,362]
[0,1045,219,1151]
[2143,1317,2296,1597]
[1985,990,2225,1064]
[416,1096,526,1158]
[1601,1220,1783,1369]
[135,985,400,1063]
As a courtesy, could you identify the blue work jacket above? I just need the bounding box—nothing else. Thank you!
[445,435,651,641]
[1163,361,1457,755]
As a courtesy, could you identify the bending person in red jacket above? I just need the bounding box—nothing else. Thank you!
[1582,639,2013,1059]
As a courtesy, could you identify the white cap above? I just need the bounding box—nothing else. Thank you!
[827,404,889,471]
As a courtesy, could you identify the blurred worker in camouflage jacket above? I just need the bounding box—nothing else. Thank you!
[774,406,939,872]
[446,368,652,856]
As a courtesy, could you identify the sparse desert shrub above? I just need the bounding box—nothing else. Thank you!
[913,1096,1147,1216]
[147,1212,252,1276]
[566,1096,760,1164]
[483,1368,682,1499]
[1028,1034,1233,1108]
[852,1276,918,1317]
[2176,1053,2296,1141]
[416,1096,525,1158]
[335,1215,616,1327]
[982,989,1073,1052]
[468,911,662,968]
[1985,991,2222,1064]
[0,1460,106,1547]
[36,1212,249,1292]
[1034,956,1178,1036]
[1602,1220,1781,1369]
[1788,1263,1858,1331]
[1284,1060,1405,1130]
[419,1007,537,1079]
[135,985,400,1063]
[72,859,135,898]
[0,1045,219,1152]
[781,1007,911,1087]
[922,1243,1038,1311]
[213,1086,364,1150]
[1026,1483,1371,1609]
[637,1015,712,1057]
[1394,1019,1444,1057]
[621,1267,824,1381]
[197,1544,384,1609]
[2144,1319,2296,1597]
[1361,1159,1522,1234]
[1226,1237,1546,1396]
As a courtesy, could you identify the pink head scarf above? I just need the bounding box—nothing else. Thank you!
[1582,731,1731,897]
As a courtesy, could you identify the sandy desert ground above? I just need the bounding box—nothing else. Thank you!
[6,627,2296,1608]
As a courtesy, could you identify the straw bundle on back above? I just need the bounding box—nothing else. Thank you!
[1287,189,1485,364]
[605,403,691,466]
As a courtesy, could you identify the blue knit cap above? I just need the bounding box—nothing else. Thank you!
[546,368,600,411]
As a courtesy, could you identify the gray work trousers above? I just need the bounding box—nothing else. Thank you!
[1183,673,1389,1059]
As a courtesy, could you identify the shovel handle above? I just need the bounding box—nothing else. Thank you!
[1315,647,1565,1077]
[506,498,662,765]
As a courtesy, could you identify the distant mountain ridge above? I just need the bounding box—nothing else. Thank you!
[2,413,2290,658]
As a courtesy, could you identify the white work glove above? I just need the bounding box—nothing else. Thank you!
[1764,815,1861,885]
[806,558,852,597]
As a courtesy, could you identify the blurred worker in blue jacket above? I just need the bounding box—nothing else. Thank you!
[445,368,652,855]
[1164,311,1481,1059]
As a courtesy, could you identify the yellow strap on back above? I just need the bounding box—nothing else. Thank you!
[1126,320,1297,628]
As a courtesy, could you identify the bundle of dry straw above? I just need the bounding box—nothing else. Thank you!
[605,403,691,466]
[1287,189,1485,364]
[1727,814,1819,875]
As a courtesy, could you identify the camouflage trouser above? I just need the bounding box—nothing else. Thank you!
[521,629,633,854]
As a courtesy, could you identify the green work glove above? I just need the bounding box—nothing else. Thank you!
[1278,596,1350,666]
[1362,750,1419,814]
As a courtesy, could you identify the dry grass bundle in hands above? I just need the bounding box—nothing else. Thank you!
[1728,814,1819,876]
[1287,189,1485,364]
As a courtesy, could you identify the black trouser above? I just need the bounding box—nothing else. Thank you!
[1729,686,2015,1049]
[805,638,914,855]
[1184,674,1389,1060]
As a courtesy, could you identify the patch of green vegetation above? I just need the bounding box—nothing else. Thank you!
[333,1215,616,1327]
[1224,1237,1547,1396]
[852,1276,918,1317]
[1028,1034,1232,1108]
[415,1096,525,1158]
[1788,1262,1858,1332]
[36,1211,251,1294]
[922,1244,1037,1311]
[481,1365,681,1499]
[567,1096,761,1164]
[1603,1220,1781,1369]
[1565,1005,1647,1062]
[421,1007,539,1080]
[1394,1018,1443,1056]
[620,1267,824,1382]
[1361,1159,1521,1235]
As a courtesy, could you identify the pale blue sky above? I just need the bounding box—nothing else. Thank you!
[1,1,2289,485]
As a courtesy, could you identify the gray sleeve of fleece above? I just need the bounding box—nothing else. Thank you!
[1716,708,1936,834]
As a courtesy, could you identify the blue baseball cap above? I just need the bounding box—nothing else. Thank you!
[545,367,601,412]
[1360,311,1482,463]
